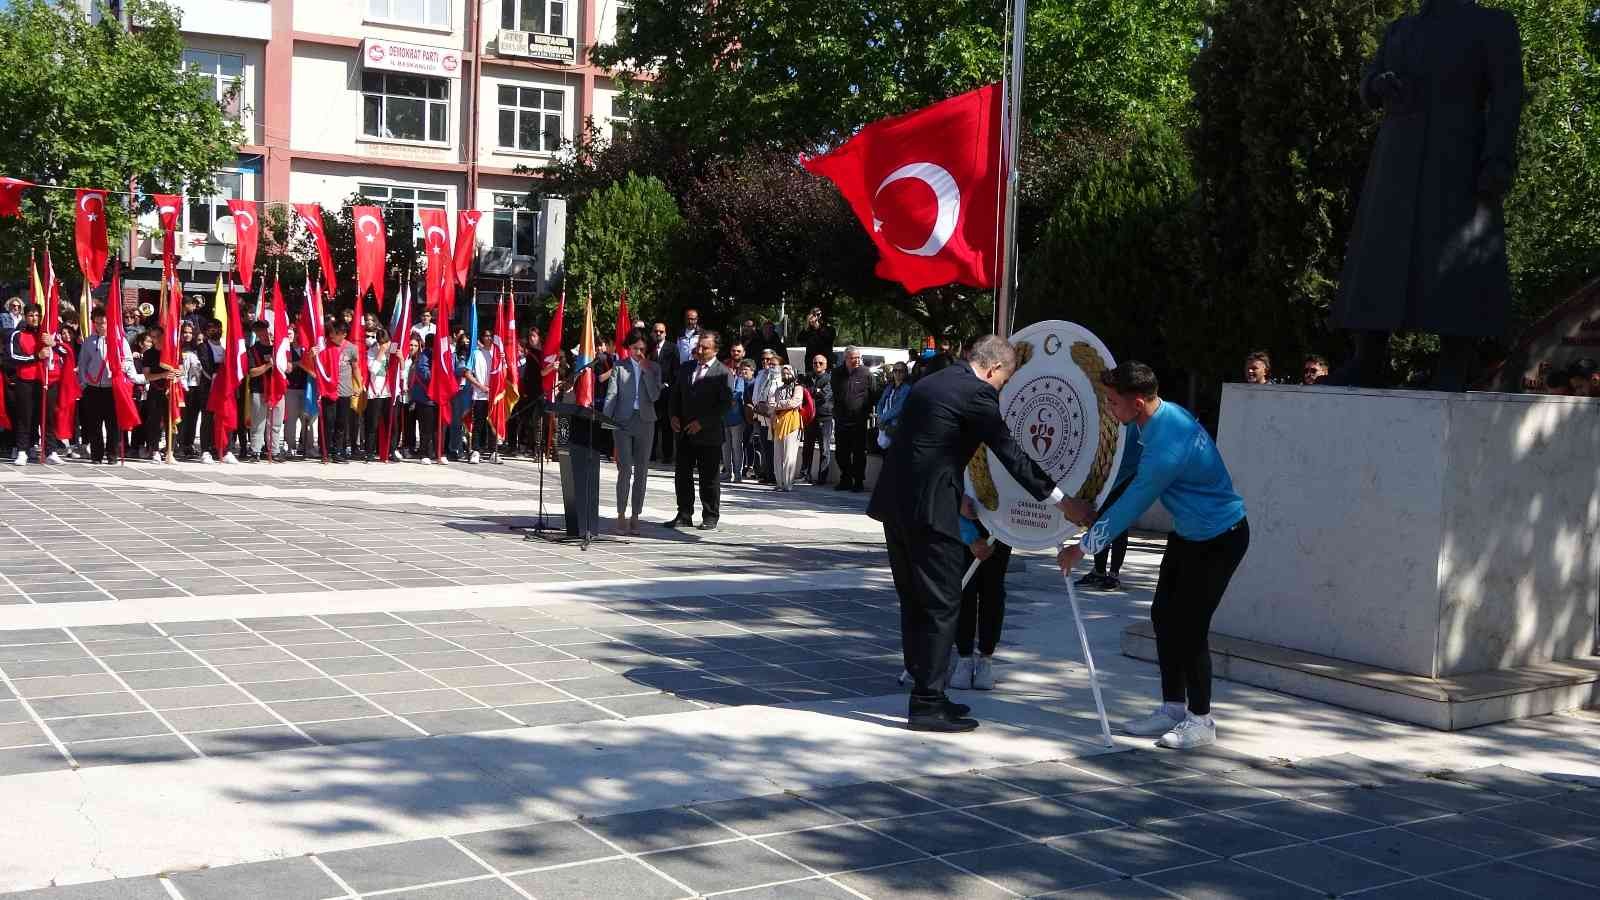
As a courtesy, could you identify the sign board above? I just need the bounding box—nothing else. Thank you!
[495,29,577,63]
[362,39,462,79]
[963,320,1126,551]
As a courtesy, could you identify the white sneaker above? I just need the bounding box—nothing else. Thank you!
[418,457,434,466]
[469,451,481,464]
[13,452,27,466]
[200,451,215,464]
[1157,714,1217,750]
[44,452,62,464]
[491,453,504,465]
[221,452,239,465]
[948,655,975,691]
[973,654,996,690]
[1123,704,1186,737]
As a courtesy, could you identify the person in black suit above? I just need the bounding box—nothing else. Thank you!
[664,331,733,530]
[651,321,680,464]
[868,335,1074,732]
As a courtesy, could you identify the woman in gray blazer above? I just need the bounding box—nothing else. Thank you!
[603,328,661,535]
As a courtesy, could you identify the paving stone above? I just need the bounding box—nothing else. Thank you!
[454,820,617,872]
[647,838,813,894]
[49,712,169,743]
[509,858,684,900]
[191,646,292,666]
[136,684,252,710]
[1223,797,1380,840]
[1442,765,1573,800]
[1068,750,1200,786]
[371,689,480,715]
[217,660,324,683]
[1304,786,1456,826]
[1382,777,1509,814]
[982,760,1120,797]
[68,735,194,767]
[756,823,922,875]
[288,640,384,659]
[1401,812,1564,858]
[267,696,385,722]
[243,679,352,703]
[1342,878,1483,899]
[358,878,526,899]
[500,701,615,727]
[318,611,402,627]
[405,708,518,735]
[169,856,345,900]
[319,837,491,893]
[714,877,859,899]
[1432,860,1594,900]
[799,782,943,821]
[945,841,1117,897]
[1237,842,1409,895]
[70,624,163,642]
[426,666,530,688]
[1325,825,1488,876]
[1470,799,1600,843]
[891,772,1034,808]
[833,858,1013,900]
[0,722,49,748]
[866,810,1025,856]
[187,726,315,756]
[101,653,202,673]
[163,704,282,732]
[1061,786,1206,826]
[156,619,248,636]
[297,716,420,745]
[676,685,782,707]
[119,668,224,690]
[584,806,733,852]
[1143,860,1323,899]
[460,682,566,707]
[0,745,67,775]
[0,700,26,724]
[1140,811,1303,858]
[30,692,146,719]
[0,874,173,899]
[690,793,848,836]
[338,671,445,694]
[1049,826,1215,876]
[1511,842,1600,887]
[0,658,107,678]
[0,628,71,646]
[11,674,124,698]
[591,693,704,717]
[1289,752,1412,788]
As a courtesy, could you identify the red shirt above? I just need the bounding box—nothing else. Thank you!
[10,330,54,382]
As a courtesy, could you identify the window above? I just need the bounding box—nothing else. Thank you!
[182,49,244,120]
[367,0,449,29]
[609,94,636,124]
[357,184,448,248]
[187,171,243,239]
[501,0,567,35]
[362,72,450,144]
[492,194,539,256]
[614,1,634,41]
[497,85,564,152]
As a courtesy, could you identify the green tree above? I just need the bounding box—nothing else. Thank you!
[0,0,244,277]
[563,174,684,327]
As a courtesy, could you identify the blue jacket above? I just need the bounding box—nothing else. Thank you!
[1079,401,1244,554]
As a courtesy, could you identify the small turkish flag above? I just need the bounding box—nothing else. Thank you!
[453,209,482,289]
[227,199,260,289]
[420,208,452,312]
[352,205,387,309]
[294,203,338,294]
[0,177,33,217]
[803,84,1004,293]
[74,189,110,288]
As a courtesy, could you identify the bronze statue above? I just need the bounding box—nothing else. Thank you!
[1332,0,1523,391]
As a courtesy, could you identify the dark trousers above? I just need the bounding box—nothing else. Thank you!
[319,398,347,459]
[1092,481,1132,575]
[674,439,721,524]
[415,404,438,459]
[836,420,867,486]
[654,396,675,462]
[10,380,41,458]
[471,399,496,452]
[362,397,392,459]
[141,389,169,456]
[759,424,775,481]
[1151,519,1250,716]
[81,386,119,461]
[340,401,360,457]
[957,542,1013,656]
[180,383,207,453]
[885,520,967,700]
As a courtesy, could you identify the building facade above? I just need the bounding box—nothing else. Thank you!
[132,0,634,298]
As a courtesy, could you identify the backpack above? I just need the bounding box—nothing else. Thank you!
[800,386,816,426]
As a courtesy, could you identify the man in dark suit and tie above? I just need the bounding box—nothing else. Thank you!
[664,331,733,531]
[869,335,1073,732]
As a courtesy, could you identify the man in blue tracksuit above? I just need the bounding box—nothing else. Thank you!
[1058,362,1248,751]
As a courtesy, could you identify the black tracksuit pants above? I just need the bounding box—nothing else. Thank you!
[957,542,1013,657]
[1151,519,1250,716]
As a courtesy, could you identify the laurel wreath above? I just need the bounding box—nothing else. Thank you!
[966,338,1118,514]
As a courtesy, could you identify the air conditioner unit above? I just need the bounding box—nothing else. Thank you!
[497,29,530,57]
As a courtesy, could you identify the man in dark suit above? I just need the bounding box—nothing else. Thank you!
[869,335,1073,732]
[664,331,733,531]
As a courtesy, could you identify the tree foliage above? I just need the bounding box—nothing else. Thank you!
[0,0,244,277]
[563,174,684,327]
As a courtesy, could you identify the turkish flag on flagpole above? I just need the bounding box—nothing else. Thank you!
[614,290,632,362]
[104,263,142,431]
[541,293,565,402]
[803,84,1005,293]
[352,205,387,310]
[154,194,182,281]
[453,210,482,289]
[74,189,110,288]
[227,199,260,287]
[264,276,290,408]
[0,177,32,218]
[419,208,452,313]
[294,203,338,294]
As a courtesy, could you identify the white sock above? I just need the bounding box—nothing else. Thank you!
[1188,711,1214,726]
[1161,701,1186,720]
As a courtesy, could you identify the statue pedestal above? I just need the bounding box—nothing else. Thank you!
[1121,384,1600,729]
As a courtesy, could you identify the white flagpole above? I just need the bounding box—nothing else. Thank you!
[1064,570,1115,747]
[994,0,1028,338]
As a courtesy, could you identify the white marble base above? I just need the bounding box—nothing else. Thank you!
[1213,384,1600,679]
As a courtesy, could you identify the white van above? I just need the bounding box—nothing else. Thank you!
[787,346,911,374]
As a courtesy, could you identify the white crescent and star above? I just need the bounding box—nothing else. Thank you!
[78,192,104,224]
[235,210,255,232]
[357,213,382,244]
[870,162,959,257]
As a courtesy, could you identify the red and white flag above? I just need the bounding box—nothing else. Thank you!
[802,84,1005,293]
[264,276,291,408]
[614,290,632,361]
[352,205,387,310]
[542,293,565,402]
[74,190,109,288]
[294,203,338,294]
[227,199,260,288]
[454,209,482,289]
[420,208,452,313]
[104,262,142,431]
[0,177,32,218]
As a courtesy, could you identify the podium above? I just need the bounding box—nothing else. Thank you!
[529,402,619,548]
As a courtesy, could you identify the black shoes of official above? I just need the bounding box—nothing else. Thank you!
[660,516,692,528]
[907,695,979,733]
[696,520,719,532]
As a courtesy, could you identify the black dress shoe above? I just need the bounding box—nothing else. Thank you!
[943,699,971,717]
[697,520,719,531]
[661,517,691,528]
[908,704,979,733]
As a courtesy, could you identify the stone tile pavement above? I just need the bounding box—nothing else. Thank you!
[4,748,1596,899]
[0,587,1024,774]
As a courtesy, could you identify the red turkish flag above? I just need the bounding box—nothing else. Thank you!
[420,208,452,312]
[0,177,33,217]
[541,292,564,401]
[803,84,1004,293]
[614,290,632,361]
[352,205,387,309]
[294,203,338,294]
[153,194,181,278]
[74,189,110,288]
[227,199,260,288]
[454,209,481,289]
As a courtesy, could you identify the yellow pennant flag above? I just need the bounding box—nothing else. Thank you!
[79,282,91,338]
[212,274,227,346]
